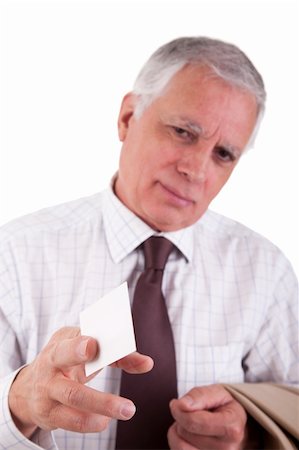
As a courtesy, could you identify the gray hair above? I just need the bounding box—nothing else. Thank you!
[132,37,266,146]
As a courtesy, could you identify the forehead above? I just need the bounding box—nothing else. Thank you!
[148,65,258,145]
[160,64,255,109]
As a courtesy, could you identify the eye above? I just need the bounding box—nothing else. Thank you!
[172,126,196,142]
[214,146,237,163]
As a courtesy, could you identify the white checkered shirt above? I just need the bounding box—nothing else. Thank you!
[0,187,298,449]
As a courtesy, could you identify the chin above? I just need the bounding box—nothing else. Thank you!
[147,216,194,232]
[141,204,201,231]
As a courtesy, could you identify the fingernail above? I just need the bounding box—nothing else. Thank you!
[120,402,136,419]
[78,338,89,358]
[181,395,194,408]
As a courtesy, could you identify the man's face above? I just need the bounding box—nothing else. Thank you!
[115,65,258,231]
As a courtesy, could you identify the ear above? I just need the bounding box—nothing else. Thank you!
[117,92,137,141]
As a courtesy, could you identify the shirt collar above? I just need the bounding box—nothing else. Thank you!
[102,185,195,264]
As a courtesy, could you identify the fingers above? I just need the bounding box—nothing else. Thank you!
[171,422,238,450]
[47,332,99,369]
[48,328,153,376]
[170,400,245,438]
[51,378,136,420]
[10,326,153,438]
[46,404,111,433]
[112,351,154,374]
[170,403,225,437]
[174,384,233,412]
[49,330,153,376]
[168,423,195,450]
[170,384,238,437]
[169,385,247,449]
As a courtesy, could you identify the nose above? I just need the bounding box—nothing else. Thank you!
[176,148,210,183]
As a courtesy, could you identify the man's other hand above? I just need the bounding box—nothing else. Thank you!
[168,384,247,449]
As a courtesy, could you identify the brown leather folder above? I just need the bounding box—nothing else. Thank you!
[223,383,299,449]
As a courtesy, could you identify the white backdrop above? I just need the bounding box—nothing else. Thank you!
[0,0,298,276]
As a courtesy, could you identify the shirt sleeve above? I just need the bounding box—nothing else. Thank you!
[0,235,57,449]
[243,252,299,384]
[0,369,57,449]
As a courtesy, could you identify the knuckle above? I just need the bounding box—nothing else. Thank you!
[187,386,202,399]
[32,386,52,420]
[48,342,59,366]
[180,412,201,435]
[53,326,80,340]
[226,422,245,442]
[73,415,90,433]
[46,327,81,363]
[102,396,118,417]
[63,384,84,406]
[96,416,110,432]
[167,423,183,450]
[74,414,109,433]
[186,417,200,434]
[47,405,63,430]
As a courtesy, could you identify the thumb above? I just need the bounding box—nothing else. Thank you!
[175,385,233,412]
[112,351,154,374]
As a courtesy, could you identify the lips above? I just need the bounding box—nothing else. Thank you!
[159,182,195,206]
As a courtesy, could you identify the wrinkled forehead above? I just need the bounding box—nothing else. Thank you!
[163,64,249,98]
[148,67,258,151]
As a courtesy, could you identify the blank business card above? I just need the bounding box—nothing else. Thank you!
[80,282,136,377]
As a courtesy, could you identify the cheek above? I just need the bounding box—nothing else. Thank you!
[205,167,234,198]
[120,143,146,181]
[140,147,173,181]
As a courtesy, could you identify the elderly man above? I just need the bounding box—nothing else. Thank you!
[0,37,298,450]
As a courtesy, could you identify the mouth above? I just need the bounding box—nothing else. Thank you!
[159,182,195,207]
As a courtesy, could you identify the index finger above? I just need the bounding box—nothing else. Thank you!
[170,404,227,437]
[47,334,98,369]
[170,395,246,439]
[174,385,233,412]
[52,378,136,420]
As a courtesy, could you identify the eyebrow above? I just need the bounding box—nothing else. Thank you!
[165,115,242,158]
[220,143,242,159]
[167,115,204,135]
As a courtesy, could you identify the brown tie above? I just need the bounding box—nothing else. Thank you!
[115,236,178,450]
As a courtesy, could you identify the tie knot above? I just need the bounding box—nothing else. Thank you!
[142,237,174,270]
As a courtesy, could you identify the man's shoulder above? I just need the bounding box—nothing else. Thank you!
[194,209,297,276]
[0,192,105,246]
[199,209,279,251]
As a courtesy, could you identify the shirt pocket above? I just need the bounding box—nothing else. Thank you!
[178,343,245,396]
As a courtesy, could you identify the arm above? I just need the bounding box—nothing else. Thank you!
[168,255,298,450]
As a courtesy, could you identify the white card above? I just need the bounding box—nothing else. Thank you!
[80,282,136,376]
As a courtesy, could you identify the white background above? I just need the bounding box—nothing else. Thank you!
[0,0,298,276]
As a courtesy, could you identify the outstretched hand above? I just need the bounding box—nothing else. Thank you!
[8,326,153,438]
